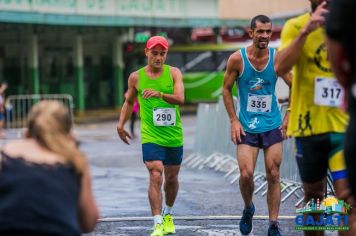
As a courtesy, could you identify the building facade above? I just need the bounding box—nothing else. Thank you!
[0,0,309,111]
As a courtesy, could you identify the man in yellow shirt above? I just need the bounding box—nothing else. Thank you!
[276,1,352,235]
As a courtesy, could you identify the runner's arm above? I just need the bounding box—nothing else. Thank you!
[280,72,293,139]
[222,52,246,144]
[223,54,239,124]
[275,2,328,76]
[163,67,184,105]
[281,71,292,88]
[117,72,138,144]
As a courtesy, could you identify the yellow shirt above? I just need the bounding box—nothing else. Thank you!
[280,13,348,137]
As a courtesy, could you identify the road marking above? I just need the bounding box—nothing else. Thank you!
[117,225,203,230]
[99,215,296,222]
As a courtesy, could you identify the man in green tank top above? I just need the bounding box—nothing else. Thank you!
[117,36,184,236]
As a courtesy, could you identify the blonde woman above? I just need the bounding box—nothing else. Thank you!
[0,101,99,236]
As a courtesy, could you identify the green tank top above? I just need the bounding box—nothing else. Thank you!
[138,65,183,147]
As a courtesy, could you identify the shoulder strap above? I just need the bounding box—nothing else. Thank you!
[138,67,145,78]
[238,48,248,78]
[268,47,277,73]
[240,47,247,62]
[162,64,173,82]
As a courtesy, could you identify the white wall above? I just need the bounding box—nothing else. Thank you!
[219,0,310,19]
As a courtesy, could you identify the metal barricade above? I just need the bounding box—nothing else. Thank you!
[185,97,306,204]
[183,97,238,171]
[5,94,74,129]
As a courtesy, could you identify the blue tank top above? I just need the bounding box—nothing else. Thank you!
[0,152,81,236]
[236,47,281,133]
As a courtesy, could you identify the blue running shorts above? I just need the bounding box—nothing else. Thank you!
[238,127,283,149]
[142,143,183,165]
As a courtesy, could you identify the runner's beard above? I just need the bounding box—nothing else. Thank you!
[257,41,268,49]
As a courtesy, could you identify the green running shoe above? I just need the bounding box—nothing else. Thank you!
[163,214,176,234]
[150,223,164,236]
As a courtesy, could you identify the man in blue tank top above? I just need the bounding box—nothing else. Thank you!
[222,15,291,236]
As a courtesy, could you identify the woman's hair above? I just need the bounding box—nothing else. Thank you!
[27,100,86,174]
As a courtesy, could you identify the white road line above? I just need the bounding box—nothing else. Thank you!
[99,215,296,222]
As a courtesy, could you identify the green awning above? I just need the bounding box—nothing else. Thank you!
[0,11,290,28]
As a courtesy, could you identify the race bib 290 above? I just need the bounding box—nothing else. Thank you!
[153,108,176,126]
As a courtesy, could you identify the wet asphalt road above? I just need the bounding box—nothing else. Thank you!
[75,115,319,236]
[2,115,337,235]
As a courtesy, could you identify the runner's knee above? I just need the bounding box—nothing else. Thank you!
[333,179,351,200]
[165,174,178,184]
[150,170,163,185]
[303,183,324,201]
[266,166,280,184]
[240,169,254,182]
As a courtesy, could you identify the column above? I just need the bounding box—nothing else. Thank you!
[28,34,39,94]
[113,34,125,108]
[74,34,85,113]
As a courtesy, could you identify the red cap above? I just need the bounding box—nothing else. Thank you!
[146,36,169,49]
